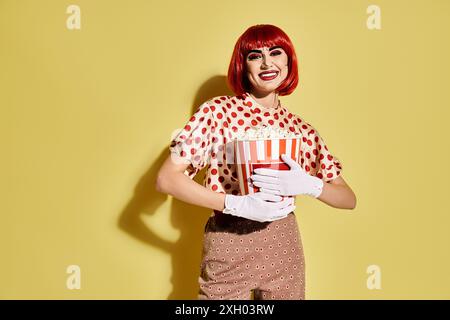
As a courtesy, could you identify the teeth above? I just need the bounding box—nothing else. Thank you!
[260,72,277,77]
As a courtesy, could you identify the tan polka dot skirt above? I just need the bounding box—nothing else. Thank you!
[197,211,305,300]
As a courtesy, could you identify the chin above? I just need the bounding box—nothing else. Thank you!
[259,85,279,92]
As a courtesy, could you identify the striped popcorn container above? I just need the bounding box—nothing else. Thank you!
[234,137,302,196]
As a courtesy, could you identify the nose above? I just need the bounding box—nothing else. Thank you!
[261,53,273,69]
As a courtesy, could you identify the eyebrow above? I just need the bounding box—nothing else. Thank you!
[247,46,283,54]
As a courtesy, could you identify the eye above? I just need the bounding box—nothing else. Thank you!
[247,50,282,61]
[248,54,260,60]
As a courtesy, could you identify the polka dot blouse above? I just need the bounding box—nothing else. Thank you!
[169,92,343,200]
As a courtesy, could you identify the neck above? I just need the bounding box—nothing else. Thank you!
[248,91,279,109]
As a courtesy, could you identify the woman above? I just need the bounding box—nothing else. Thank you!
[156,24,357,300]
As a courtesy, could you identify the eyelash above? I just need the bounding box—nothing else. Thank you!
[248,51,282,61]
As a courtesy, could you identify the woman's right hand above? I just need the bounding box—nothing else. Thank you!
[223,192,295,222]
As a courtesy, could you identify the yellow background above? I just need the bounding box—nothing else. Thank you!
[1,0,449,299]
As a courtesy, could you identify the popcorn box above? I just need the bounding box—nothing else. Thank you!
[234,137,302,196]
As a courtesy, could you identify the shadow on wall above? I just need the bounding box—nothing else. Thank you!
[118,75,235,299]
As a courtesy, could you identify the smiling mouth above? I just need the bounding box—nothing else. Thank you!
[258,71,279,81]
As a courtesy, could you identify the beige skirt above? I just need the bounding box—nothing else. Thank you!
[197,211,305,300]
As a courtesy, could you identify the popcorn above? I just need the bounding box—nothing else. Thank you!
[236,125,300,140]
[233,125,302,196]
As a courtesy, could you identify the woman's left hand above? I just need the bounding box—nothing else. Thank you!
[250,154,324,198]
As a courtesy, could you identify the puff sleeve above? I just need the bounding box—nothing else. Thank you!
[301,129,342,183]
[169,102,216,178]
[311,130,343,183]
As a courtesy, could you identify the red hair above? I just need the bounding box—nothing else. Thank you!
[227,24,299,96]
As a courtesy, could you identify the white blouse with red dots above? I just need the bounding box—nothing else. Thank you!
[169,92,343,207]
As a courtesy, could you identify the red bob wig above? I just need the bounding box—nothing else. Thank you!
[227,24,299,96]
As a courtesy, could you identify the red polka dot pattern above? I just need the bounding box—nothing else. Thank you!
[169,93,343,194]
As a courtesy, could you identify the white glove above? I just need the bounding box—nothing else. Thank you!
[223,192,296,223]
[251,154,324,198]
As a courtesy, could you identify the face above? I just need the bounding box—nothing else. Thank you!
[245,45,289,95]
